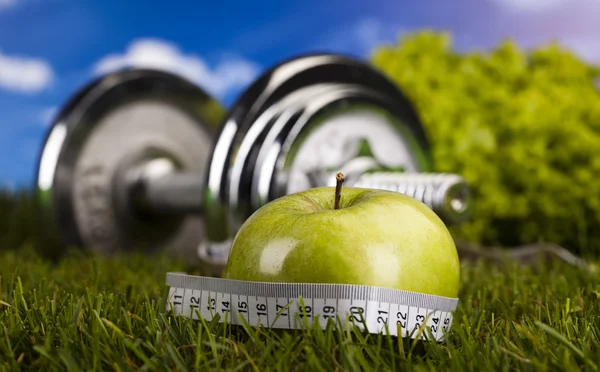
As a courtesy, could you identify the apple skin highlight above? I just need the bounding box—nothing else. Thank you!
[224,186,461,299]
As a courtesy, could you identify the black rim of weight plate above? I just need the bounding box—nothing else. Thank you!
[203,52,434,247]
[249,84,431,211]
[35,68,225,252]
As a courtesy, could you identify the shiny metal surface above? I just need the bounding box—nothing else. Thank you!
[126,157,205,215]
[271,102,429,199]
[201,53,434,271]
[36,54,472,278]
[350,172,472,225]
[35,68,224,258]
[251,99,472,224]
[251,91,431,205]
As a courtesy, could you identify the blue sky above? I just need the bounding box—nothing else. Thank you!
[0,0,599,190]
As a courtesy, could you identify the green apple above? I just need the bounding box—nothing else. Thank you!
[224,179,461,298]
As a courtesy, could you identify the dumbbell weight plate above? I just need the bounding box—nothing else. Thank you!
[36,68,225,258]
[201,53,434,270]
[251,85,432,203]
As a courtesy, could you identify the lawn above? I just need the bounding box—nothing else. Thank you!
[0,245,599,371]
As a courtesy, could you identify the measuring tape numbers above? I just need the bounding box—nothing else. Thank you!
[165,273,459,342]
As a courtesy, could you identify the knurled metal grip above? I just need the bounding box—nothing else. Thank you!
[351,173,471,224]
[35,54,474,275]
[319,158,471,225]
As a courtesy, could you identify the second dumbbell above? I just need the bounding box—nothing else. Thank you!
[36,53,472,271]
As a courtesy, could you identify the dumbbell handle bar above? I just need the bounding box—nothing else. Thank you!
[131,172,206,215]
[130,165,471,225]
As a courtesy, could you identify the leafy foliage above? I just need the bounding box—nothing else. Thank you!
[371,31,600,255]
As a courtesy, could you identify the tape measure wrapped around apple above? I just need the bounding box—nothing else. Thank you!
[165,172,461,341]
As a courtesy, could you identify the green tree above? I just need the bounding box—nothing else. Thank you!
[371,30,600,255]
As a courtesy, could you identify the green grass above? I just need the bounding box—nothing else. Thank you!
[1,246,599,371]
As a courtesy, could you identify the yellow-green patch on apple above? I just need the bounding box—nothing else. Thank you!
[224,179,461,299]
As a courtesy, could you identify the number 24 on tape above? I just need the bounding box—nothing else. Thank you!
[166,285,455,342]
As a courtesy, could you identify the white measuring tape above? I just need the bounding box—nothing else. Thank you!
[165,272,458,342]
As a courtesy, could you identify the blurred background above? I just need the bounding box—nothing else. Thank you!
[1,0,600,256]
[1,0,598,189]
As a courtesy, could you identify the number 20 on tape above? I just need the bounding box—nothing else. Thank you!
[164,273,458,342]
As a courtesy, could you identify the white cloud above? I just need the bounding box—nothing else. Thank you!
[487,0,568,12]
[0,50,54,93]
[563,38,600,63]
[314,17,405,57]
[92,38,261,99]
[354,18,397,52]
[0,0,17,10]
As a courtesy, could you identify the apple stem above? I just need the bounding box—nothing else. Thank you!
[334,172,345,210]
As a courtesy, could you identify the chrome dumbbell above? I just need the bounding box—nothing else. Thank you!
[200,54,472,275]
[36,68,225,257]
[36,54,472,275]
